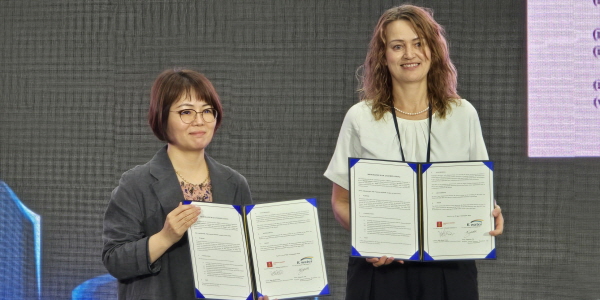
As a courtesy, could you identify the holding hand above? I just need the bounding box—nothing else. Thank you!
[489,204,504,236]
[161,202,201,244]
[366,255,404,267]
[149,202,201,263]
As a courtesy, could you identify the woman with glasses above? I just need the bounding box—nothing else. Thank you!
[324,5,503,300]
[102,69,270,299]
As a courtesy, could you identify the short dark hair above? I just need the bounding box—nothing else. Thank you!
[148,68,223,143]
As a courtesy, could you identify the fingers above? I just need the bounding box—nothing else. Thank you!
[176,206,201,230]
[164,204,201,237]
[159,203,202,245]
[175,202,200,215]
[492,204,501,217]
[366,256,395,267]
[489,206,504,236]
[490,215,504,236]
[171,204,201,226]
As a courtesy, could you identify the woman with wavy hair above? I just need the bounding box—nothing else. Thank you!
[324,5,503,299]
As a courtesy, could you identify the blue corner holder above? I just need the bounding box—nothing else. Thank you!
[305,198,318,207]
[351,246,362,257]
[349,158,360,169]
[483,161,494,171]
[485,248,497,259]
[245,204,255,215]
[422,251,434,261]
[319,284,331,295]
[421,163,432,173]
[182,200,192,205]
[249,292,262,300]
[195,288,205,298]
[408,163,418,173]
[233,205,244,215]
[408,251,420,261]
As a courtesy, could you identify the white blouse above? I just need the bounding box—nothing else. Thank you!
[324,99,489,190]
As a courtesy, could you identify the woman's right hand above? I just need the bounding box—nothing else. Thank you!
[149,202,201,263]
[160,202,201,245]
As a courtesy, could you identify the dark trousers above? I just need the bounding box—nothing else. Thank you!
[345,257,479,300]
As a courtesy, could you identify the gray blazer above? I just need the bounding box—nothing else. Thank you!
[102,146,252,300]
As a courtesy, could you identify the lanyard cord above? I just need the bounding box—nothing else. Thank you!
[391,106,432,163]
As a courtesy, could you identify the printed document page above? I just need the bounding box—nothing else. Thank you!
[349,159,419,259]
[246,199,328,299]
[422,162,495,260]
[187,202,253,300]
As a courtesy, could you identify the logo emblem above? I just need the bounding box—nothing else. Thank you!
[436,221,443,227]
[467,219,483,227]
[267,262,273,268]
[297,256,313,265]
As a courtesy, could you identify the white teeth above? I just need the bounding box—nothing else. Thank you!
[403,63,419,67]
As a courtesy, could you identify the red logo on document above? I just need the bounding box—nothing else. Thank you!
[267,262,273,268]
[436,222,443,227]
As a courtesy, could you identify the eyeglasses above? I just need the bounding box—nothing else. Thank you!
[170,108,218,124]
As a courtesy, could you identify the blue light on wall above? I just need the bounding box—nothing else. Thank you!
[0,181,42,300]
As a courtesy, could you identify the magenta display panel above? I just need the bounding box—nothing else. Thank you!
[528,1,600,157]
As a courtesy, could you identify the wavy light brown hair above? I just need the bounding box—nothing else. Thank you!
[148,68,223,143]
[359,4,459,120]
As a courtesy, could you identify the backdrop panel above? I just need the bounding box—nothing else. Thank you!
[0,1,597,299]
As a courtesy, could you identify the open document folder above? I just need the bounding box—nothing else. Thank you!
[349,158,496,261]
[185,198,330,300]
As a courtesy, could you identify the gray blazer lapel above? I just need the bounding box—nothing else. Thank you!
[148,147,184,211]
[145,147,238,207]
[205,154,237,204]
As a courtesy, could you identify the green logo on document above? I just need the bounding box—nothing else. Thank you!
[297,256,313,265]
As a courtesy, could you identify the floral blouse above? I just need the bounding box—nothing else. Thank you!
[179,180,212,202]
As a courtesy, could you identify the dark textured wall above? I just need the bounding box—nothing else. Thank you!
[0,1,598,299]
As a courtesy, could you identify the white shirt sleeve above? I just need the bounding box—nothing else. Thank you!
[466,101,489,161]
[323,104,362,190]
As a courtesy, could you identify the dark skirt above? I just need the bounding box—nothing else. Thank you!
[345,257,478,300]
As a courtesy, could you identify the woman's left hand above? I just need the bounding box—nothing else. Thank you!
[366,255,402,267]
[489,203,504,236]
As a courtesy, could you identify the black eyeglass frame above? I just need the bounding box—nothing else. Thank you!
[170,108,218,124]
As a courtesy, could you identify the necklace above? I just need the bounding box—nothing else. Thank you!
[393,106,430,116]
[175,168,210,186]
[391,105,433,162]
